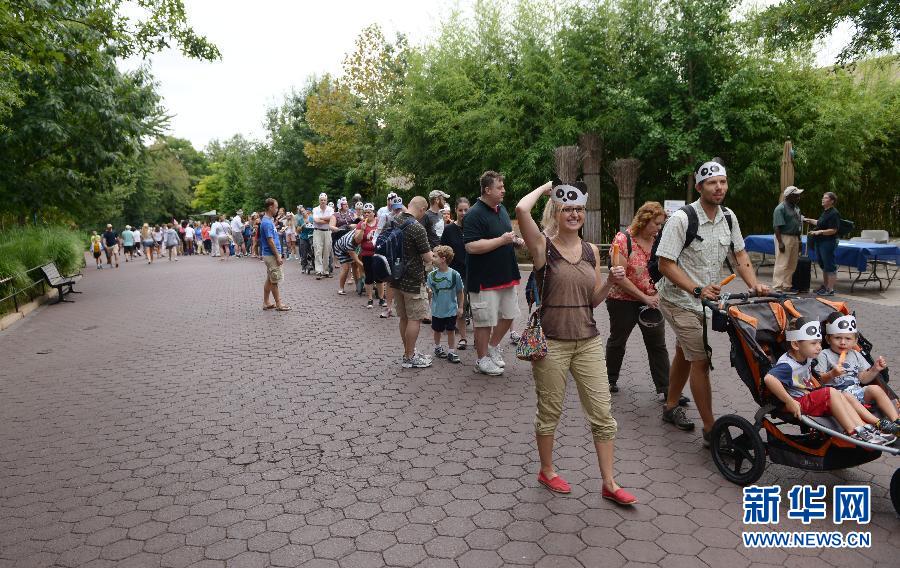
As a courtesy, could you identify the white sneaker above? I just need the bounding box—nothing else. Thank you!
[476,356,503,376]
[488,345,506,368]
[509,331,521,345]
[402,353,432,368]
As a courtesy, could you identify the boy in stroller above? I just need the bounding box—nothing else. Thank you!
[763,316,895,445]
[817,312,900,433]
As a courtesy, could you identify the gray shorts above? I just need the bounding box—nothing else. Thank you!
[232,232,244,246]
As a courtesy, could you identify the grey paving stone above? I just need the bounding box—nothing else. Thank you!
[1,255,897,568]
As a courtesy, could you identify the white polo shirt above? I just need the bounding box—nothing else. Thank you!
[313,206,334,230]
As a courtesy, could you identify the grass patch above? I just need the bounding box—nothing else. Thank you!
[0,226,86,314]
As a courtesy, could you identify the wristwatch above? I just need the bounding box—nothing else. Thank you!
[693,286,703,298]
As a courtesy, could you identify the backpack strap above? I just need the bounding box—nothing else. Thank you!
[681,205,700,249]
[624,231,632,258]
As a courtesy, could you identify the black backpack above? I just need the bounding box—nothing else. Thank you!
[647,205,734,283]
[372,218,415,283]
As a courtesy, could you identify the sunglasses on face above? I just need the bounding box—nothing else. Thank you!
[561,206,586,215]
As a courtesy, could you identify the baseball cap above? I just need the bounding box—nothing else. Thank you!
[429,190,450,200]
[783,186,804,197]
[390,196,404,210]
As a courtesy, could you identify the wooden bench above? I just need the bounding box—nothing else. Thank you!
[39,262,82,303]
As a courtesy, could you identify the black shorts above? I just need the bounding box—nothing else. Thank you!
[93,251,101,259]
[361,255,375,285]
[431,316,457,332]
[124,245,133,252]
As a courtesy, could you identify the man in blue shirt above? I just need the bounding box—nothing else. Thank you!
[260,198,290,311]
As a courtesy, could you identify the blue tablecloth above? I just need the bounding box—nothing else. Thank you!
[743,235,900,272]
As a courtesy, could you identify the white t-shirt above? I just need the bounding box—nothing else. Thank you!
[231,215,243,234]
[313,206,334,230]
[132,229,142,243]
[183,227,194,240]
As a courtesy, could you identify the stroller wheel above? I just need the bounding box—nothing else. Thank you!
[891,468,900,516]
[710,414,766,485]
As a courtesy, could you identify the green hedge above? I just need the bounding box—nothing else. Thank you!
[0,226,86,313]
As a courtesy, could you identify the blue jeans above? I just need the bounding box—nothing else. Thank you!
[815,237,837,274]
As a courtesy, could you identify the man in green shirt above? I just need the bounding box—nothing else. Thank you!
[772,186,803,292]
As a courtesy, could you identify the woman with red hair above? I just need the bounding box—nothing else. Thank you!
[606,202,685,404]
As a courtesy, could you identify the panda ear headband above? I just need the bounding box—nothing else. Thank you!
[826,315,857,335]
[695,161,727,184]
[551,178,588,207]
[786,321,822,342]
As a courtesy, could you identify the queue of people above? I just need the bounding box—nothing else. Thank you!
[89,160,893,510]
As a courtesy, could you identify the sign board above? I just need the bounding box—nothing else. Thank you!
[664,200,685,217]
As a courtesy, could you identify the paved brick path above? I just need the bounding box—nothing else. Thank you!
[1,253,898,568]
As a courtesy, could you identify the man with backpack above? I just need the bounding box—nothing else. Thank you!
[653,160,769,444]
[379,195,434,368]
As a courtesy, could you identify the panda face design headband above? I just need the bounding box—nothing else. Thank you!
[786,321,822,342]
[695,162,727,184]
[826,315,857,335]
[551,180,588,207]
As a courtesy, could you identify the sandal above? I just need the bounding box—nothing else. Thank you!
[457,339,468,350]
[263,304,276,310]
[275,306,292,311]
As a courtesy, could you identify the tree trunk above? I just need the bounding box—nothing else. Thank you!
[579,133,602,244]
[608,158,641,231]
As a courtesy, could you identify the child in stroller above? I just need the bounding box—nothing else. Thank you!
[817,312,900,433]
[702,293,900,514]
[762,316,895,446]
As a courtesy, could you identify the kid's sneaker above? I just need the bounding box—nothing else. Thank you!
[447,351,460,364]
[853,426,892,446]
[434,345,448,359]
[876,418,899,436]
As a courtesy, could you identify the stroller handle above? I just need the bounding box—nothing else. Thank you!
[701,291,788,313]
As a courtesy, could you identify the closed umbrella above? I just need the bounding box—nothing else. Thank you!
[779,138,794,202]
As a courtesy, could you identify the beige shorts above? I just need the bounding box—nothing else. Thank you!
[659,298,706,361]
[394,286,428,321]
[263,255,283,284]
[469,287,520,328]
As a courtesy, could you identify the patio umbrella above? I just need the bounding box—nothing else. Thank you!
[199,210,217,217]
[779,138,794,202]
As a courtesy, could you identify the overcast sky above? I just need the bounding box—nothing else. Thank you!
[121,0,849,151]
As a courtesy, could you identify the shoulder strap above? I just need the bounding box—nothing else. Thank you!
[582,240,596,266]
[681,205,700,249]
[624,231,632,258]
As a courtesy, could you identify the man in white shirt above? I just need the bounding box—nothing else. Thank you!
[231,210,245,257]
[132,227,142,256]
[210,217,225,257]
[312,192,334,278]
[376,191,398,240]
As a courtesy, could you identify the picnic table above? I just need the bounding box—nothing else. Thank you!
[743,234,899,292]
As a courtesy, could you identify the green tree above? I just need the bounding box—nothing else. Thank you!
[755,0,899,63]
[0,0,217,225]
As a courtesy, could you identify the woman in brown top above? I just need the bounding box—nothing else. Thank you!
[516,180,636,505]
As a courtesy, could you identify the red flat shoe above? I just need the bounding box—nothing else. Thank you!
[537,471,571,494]
[602,486,637,505]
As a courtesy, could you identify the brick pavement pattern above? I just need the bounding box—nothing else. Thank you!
[1,253,898,568]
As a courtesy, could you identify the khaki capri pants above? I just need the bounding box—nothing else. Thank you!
[531,334,617,441]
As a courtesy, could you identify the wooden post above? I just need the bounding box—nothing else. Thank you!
[579,133,602,244]
[609,158,640,231]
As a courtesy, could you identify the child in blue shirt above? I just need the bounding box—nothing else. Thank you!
[763,317,894,445]
[427,245,464,364]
